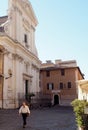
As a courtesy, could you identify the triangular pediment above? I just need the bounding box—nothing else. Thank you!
[9,0,38,26]
[21,0,38,25]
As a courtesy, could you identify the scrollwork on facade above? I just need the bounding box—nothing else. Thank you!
[0,45,5,53]
[3,49,10,56]
[15,6,22,15]
[8,4,22,18]
[22,0,30,9]
[12,53,24,62]
[8,6,16,20]
[4,25,8,34]
[31,25,35,32]
[8,5,16,16]
[32,63,40,72]
[24,61,30,66]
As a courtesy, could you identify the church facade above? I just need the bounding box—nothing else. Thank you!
[0,0,41,108]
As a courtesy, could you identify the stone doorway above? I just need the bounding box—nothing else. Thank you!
[54,95,59,105]
[25,80,29,100]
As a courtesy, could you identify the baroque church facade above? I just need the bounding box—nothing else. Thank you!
[0,0,41,108]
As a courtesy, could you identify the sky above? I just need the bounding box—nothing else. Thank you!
[0,0,88,79]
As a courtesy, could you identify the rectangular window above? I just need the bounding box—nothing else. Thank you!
[47,83,54,90]
[24,34,27,43]
[46,71,50,77]
[68,82,71,88]
[24,34,29,48]
[60,82,63,89]
[61,69,65,76]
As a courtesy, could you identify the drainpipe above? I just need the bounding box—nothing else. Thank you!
[2,52,4,109]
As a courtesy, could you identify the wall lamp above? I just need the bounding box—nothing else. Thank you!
[5,69,12,79]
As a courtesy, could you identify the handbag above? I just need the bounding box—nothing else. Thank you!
[26,112,29,116]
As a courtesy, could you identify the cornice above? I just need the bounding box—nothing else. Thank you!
[0,43,11,56]
[24,61,30,66]
[0,35,41,65]
[32,63,40,71]
[23,73,33,81]
[0,45,5,52]
[12,53,24,62]
[0,33,16,48]
[3,49,10,55]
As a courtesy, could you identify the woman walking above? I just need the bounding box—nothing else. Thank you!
[19,102,30,128]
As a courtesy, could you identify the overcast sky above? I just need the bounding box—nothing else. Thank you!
[0,0,88,79]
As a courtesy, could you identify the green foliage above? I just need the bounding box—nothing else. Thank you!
[26,93,35,103]
[28,93,35,97]
[71,99,88,127]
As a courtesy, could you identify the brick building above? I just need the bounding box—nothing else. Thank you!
[40,60,84,106]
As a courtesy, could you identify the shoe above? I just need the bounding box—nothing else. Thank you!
[23,125,26,128]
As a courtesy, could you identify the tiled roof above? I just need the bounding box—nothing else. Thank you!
[40,66,84,79]
[0,16,8,25]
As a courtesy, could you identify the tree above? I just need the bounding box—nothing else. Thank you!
[71,99,88,130]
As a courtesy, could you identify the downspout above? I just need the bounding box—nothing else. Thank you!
[2,52,4,109]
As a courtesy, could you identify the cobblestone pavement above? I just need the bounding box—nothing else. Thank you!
[0,106,77,130]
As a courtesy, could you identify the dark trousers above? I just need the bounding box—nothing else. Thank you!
[22,113,27,126]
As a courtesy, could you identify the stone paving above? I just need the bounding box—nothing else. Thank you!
[0,106,77,130]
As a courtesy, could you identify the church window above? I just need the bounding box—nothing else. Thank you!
[24,34,27,43]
